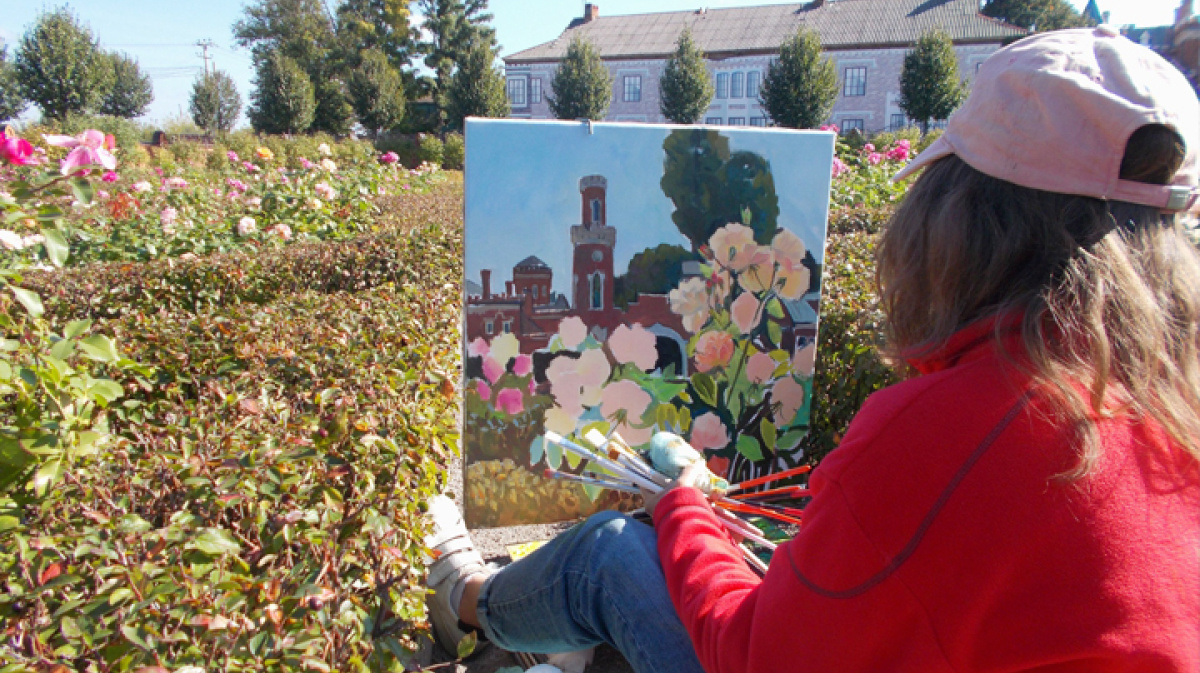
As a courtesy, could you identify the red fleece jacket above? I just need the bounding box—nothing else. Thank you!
[654,319,1200,672]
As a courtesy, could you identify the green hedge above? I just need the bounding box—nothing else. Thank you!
[22,180,463,321]
[2,279,461,670]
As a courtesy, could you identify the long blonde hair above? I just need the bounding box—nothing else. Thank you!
[876,125,1200,476]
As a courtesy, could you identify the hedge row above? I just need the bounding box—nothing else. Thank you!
[22,178,463,322]
[2,278,461,670]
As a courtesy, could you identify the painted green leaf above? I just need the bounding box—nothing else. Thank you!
[692,372,718,407]
[736,434,764,462]
[760,418,778,452]
[767,321,784,348]
[766,297,786,319]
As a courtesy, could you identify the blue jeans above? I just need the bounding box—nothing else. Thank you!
[475,511,706,673]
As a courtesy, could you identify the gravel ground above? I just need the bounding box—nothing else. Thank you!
[425,455,635,673]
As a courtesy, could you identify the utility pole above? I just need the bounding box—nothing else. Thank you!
[196,39,215,77]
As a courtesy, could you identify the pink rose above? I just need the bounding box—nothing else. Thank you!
[867,152,883,166]
[608,324,658,370]
[495,388,524,415]
[832,156,849,178]
[694,331,735,373]
[482,356,505,384]
[690,412,730,452]
[730,292,762,334]
[774,376,807,426]
[745,352,777,384]
[101,171,119,183]
[557,316,588,349]
[0,137,38,166]
[863,143,875,153]
[513,354,533,377]
[467,337,490,359]
[42,129,116,174]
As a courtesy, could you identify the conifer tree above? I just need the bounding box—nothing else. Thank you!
[759,28,837,129]
[248,50,316,134]
[443,38,508,131]
[899,29,966,134]
[659,29,714,124]
[548,37,612,121]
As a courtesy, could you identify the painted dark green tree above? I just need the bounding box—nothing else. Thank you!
[660,129,780,251]
[614,244,700,308]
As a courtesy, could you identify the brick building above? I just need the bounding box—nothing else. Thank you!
[503,0,1025,134]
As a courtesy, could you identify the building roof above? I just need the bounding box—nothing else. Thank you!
[1122,25,1173,51]
[515,255,551,270]
[1082,0,1104,25]
[505,0,1025,63]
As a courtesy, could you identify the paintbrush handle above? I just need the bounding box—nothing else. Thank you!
[728,464,813,492]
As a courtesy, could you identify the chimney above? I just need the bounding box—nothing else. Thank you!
[481,269,492,299]
[584,3,599,22]
[1179,0,1194,25]
[506,280,514,296]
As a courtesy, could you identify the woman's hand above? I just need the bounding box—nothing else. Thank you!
[640,461,706,519]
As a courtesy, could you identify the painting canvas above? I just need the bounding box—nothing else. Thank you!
[463,119,834,528]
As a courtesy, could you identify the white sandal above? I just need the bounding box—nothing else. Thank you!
[424,495,491,657]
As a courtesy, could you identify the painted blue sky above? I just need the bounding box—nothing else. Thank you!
[464,119,834,299]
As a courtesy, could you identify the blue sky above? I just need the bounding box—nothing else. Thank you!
[464,119,834,297]
[0,0,1180,127]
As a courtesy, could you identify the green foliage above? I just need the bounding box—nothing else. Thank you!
[0,47,27,123]
[14,8,110,121]
[658,29,714,124]
[310,78,356,136]
[349,49,407,136]
[442,38,508,132]
[759,28,838,129]
[803,230,898,462]
[899,29,966,134]
[249,50,316,135]
[416,0,499,101]
[660,129,780,251]
[981,0,1091,30]
[418,134,445,167]
[548,37,613,121]
[336,0,421,72]
[191,70,243,134]
[614,243,699,308]
[96,51,153,119]
[234,0,336,76]
[442,132,465,169]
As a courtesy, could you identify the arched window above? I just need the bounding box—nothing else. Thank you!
[590,273,603,310]
[590,199,602,225]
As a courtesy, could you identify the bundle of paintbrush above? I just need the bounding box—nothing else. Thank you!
[540,429,814,575]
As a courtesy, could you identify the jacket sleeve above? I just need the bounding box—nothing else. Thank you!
[653,486,763,673]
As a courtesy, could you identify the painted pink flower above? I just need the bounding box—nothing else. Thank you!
[695,330,735,373]
[467,337,490,359]
[689,412,730,452]
[557,315,588,349]
[42,129,116,175]
[707,455,731,479]
[546,349,609,418]
[794,343,817,377]
[770,230,811,300]
[513,354,533,377]
[528,378,537,395]
[482,356,505,384]
[600,380,654,446]
[476,380,491,402]
[709,222,770,273]
[101,171,119,183]
[745,351,777,384]
[730,292,762,334]
[774,376,807,426]
[669,276,710,334]
[608,324,658,370]
[543,405,577,435]
[495,388,524,415]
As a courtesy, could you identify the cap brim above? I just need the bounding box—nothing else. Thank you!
[892,135,955,182]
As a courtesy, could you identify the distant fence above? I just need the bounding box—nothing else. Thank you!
[145,131,215,148]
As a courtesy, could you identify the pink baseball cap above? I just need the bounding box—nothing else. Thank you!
[894,26,1199,213]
